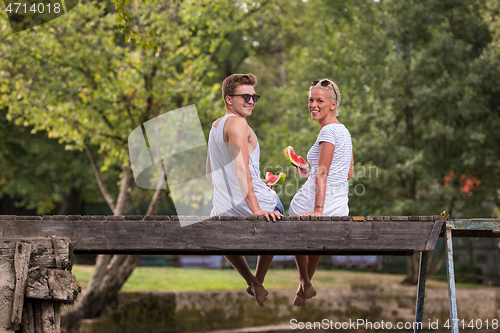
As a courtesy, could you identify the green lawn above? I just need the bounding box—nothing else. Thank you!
[73,265,489,292]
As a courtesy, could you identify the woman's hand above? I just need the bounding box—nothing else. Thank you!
[295,166,311,180]
[254,209,283,222]
[298,211,323,217]
[261,178,274,190]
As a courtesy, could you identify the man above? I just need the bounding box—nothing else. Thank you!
[206,74,283,306]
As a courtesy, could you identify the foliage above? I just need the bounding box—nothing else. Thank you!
[259,0,500,218]
[0,107,105,214]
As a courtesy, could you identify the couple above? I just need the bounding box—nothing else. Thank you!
[206,73,353,307]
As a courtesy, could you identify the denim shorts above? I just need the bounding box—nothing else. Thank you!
[274,194,284,214]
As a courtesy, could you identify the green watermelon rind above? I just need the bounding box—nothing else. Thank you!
[265,172,286,186]
[284,146,309,169]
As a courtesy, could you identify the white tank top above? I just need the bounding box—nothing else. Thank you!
[209,114,277,216]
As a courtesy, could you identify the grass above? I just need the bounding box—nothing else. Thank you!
[72,265,494,292]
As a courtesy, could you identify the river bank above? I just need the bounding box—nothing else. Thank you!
[76,279,500,333]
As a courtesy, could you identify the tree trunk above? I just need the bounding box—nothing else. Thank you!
[401,252,420,285]
[58,187,81,215]
[427,242,446,276]
[60,167,165,332]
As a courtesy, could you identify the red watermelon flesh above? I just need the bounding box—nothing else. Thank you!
[264,172,286,186]
[284,146,309,168]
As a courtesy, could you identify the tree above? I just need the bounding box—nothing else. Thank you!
[0,105,108,215]
[0,0,299,329]
[260,0,500,283]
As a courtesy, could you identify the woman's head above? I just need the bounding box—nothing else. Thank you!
[308,79,342,122]
[222,74,257,105]
[310,79,340,104]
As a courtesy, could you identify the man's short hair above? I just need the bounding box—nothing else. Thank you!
[222,74,257,104]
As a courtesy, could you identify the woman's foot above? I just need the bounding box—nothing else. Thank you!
[293,287,306,307]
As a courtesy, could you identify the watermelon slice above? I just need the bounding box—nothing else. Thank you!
[264,172,286,186]
[284,146,309,169]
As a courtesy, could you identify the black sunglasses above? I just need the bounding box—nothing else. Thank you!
[311,80,338,101]
[228,94,260,103]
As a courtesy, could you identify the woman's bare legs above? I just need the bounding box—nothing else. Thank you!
[245,255,274,295]
[224,255,268,306]
[293,255,321,306]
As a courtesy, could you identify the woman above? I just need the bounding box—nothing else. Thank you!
[289,79,353,307]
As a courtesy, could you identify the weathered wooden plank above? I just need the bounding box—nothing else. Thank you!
[0,220,438,254]
[21,302,35,333]
[444,219,500,238]
[25,268,80,303]
[48,303,61,333]
[0,238,72,270]
[124,215,144,220]
[33,301,43,333]
[0,260,15,332]
[11,242,32,328]
[425,220,445,251]
[31,301,60,333]
[391,216,408,221]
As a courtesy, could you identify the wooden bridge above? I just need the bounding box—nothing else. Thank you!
[0,214,499,333]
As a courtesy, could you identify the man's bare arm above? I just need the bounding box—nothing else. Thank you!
[225,117,260,212]
[206,149,212,182]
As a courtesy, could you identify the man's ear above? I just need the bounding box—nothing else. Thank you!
[225,95,232,106]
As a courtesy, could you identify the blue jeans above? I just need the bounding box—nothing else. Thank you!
[274,195,284,214]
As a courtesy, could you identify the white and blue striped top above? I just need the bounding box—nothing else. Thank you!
[307,123,352,186]
[289,123,352,216]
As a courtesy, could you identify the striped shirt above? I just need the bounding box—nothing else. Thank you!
[307,123,352,186]
[289,123,352,216]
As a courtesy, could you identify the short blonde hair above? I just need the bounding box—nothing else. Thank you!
[309,78,341,105]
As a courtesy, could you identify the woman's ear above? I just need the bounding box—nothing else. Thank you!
[330,101,338,111]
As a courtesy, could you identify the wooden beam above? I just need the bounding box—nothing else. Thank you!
[444,219,500,238]
[0,217,445,255]
[0,238,73,270]
[11,241,31,329]
[25,268,80,303]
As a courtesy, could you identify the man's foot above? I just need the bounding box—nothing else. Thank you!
[250,283,268,307]
[302,282,317,299]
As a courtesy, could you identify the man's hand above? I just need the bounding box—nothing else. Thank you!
[254,209,283,222]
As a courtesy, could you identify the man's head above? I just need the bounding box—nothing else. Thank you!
[222,74,257,105]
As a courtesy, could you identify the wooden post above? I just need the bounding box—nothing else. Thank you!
[21,302,34,333]
[0,237,78,333]
[0,260,15,333]
[11,242,32,329]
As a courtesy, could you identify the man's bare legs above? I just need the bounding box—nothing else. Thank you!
[293,255,321,307]
[224,255,268,306]
[245,255,274,296]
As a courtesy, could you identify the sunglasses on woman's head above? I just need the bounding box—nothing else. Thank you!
[311,80,338,101]
[228,94,260,103]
